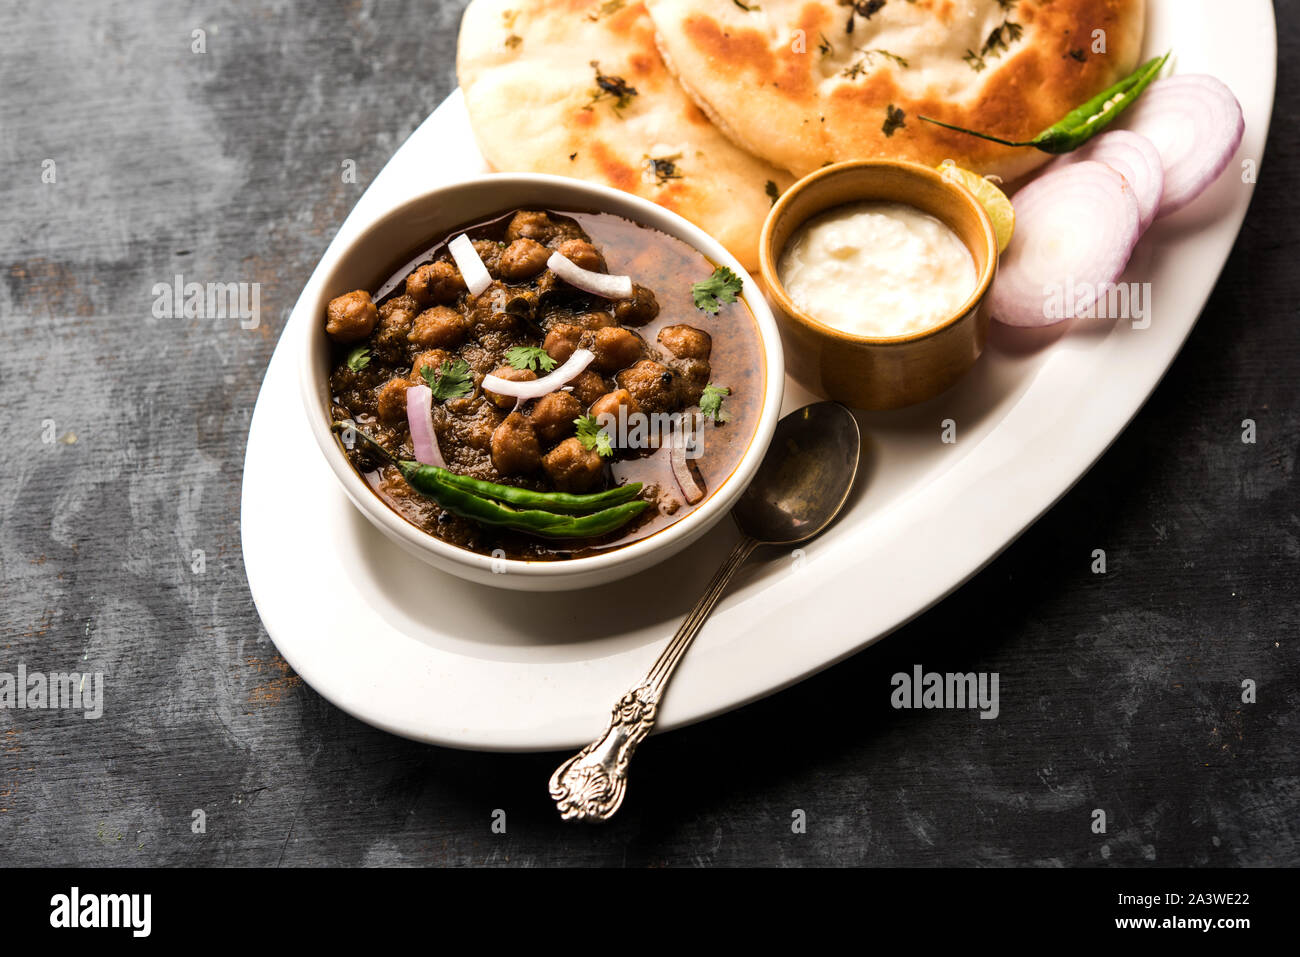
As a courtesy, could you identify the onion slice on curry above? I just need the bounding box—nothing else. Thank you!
[547,251,634,300]
[448,233,493,297]
[482,348,596,404]
[406,383,446,467]
[670,414,705,505]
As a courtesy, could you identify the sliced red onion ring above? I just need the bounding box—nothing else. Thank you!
[448,233,492,296]
[1122,74,1244,217]
[405,383,445,467]
[1056,130,1165,233]
[669,415,704,505]
[481,348,595,404]
[547,252,634,300]
[989,161,1140,328]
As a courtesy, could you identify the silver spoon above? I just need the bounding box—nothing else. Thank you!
[549,401,861,821]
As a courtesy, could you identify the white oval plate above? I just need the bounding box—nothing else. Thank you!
[241,0,1276,752]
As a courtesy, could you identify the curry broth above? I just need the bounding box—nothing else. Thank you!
[328,209,765,560]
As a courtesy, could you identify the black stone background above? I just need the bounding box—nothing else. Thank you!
[0,1,1294,865]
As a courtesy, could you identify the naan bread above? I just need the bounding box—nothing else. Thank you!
[457,0,794,270]
[644,0,1146,182]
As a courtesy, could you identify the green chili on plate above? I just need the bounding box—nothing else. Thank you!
[331,422,648,539]
[919,51,1171,154]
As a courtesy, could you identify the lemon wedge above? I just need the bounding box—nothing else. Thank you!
[937,161,1015,254]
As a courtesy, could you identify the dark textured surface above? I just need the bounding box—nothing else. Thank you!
[0,1,1295,867]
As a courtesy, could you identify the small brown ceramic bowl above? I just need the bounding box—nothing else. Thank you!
[760,160,999,410]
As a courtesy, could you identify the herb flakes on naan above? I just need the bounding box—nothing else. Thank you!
[643,0,1146,182]
[457,0,794,270]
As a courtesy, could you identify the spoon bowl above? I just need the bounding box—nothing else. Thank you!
[732,402,861,545]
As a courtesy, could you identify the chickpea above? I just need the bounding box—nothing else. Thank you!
[410,349,451,384]
[542,437,605,493]
[372,296,417,362]
[375,377,411,424]
[408,305,467,349]
[483,366,535,409]
[498,239,551,281]
[617,359,679,414]
[325,290,378,344]
[613,284,660,326]
[554,238,606,273]
[472,239,504,278]
[379,294,418,327]
[491,413,542,475]
[658,324,712,360]
[589,326,644,373]
[674,357,711,406]
[406,261,465,305]
[569,310,615,331]
[543,323,583,365]
[590,388,640,420]
[530,391,582,444]
[568,371,609,408]
[505,210,554,243]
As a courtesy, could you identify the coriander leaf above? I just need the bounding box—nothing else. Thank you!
[505,345,558,373]
[346,347,371,372]
[699,383,732,423]
[575,414,614,458]
[421,358,474,401]
[691,266,743,315]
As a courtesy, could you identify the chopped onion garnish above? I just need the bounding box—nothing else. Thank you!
[448,233,492,297]
[1122,74,1244,217]
[1056,130,1165,233]
[547,251,634,300]
[482,348,595,405]
[405,383,445,467]
[988,161,1140,328]
[670,415,705,505]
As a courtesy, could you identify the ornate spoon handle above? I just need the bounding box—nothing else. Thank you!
[549,535,759,821]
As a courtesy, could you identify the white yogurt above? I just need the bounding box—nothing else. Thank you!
[778,201,977,338]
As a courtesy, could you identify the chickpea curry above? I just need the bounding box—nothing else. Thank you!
[325,208,764,560]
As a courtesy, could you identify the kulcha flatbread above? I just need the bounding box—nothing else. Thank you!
[457,0,794,270]
[644,0,1146,182]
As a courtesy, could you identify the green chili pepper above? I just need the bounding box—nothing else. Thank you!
[919,51,1170,154]
[399,462,649,539]
[404,464,643,514]
[332,422,650,538]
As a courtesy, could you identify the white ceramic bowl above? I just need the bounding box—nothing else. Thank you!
[299,173,785,591]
